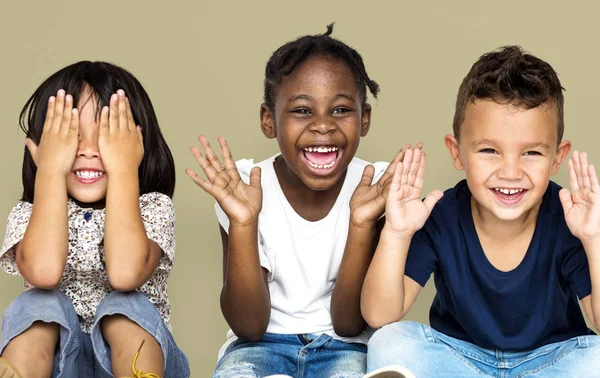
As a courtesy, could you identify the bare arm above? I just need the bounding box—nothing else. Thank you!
[580,241,600,331]
[100,91,160,291]
[18,91,79,288]
[220,225,271,340]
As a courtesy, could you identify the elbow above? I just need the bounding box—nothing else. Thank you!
[17,257,63,289]
[333,320,366,337]
[107,269,144,292]
[361,304,402,329]
[233,325,268,342]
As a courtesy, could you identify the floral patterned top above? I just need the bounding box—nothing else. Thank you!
[0,192,176,334]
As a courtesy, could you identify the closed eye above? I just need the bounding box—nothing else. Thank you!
[291,108,311,115]
[524,151,543,156]
[479,148,498,154]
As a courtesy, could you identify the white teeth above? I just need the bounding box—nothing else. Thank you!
[302,146,339,153]
[306,160,336,170]
[494,188,524,195]
[75,170,104,179]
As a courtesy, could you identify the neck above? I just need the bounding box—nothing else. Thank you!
[471,197,540,241]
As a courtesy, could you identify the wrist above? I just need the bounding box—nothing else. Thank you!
[581,236,600,251]
[229,219,259,229]
[349,216,378,230]
[381,225,415,242]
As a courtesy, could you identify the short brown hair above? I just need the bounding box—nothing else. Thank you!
[453,46,564,142]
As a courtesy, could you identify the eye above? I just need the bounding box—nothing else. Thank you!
[479,148,497,154]
[291,108,311,115]
[524,151,542,156]
[332,107,352,115]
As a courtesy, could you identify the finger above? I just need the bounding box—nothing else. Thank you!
[59,94,73,135]
[572,151,584,190]
[218,137,238,173]
[400,149,414,187]
[185,168,212,192]
[414,141,424,150]
[407,148,422,187]
[43,96,56,132]
[359,165,375,187]
[423,190,444,212]
[378,145,410,185]
[25,138,38,164]
[109,93,119,133]
[559,188,573,213]
[589,164,599,194]
[51,89,66,132]
[390,159,403,193]
[137,126,144,148]
[99,106,109,136]
[249,166,262,189]
[190,146,218,180]
[69,108,79,135]
[413,150,427,190]
[117,90,128,132]
[126,97,137,132]
[580,152,592,189]
[568,158,580,193]
[198,135,225,173]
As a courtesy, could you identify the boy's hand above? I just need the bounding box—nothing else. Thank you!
[98,90,144,176]
[186,136,262,227]
[384,148,443,237]
[350,143,422,228]
[25,90,79,176]
[560,150,600,243]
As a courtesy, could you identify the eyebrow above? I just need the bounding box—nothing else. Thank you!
[472,139,551,150]
[286,93,356,103]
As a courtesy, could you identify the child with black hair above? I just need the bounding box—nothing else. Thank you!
[187,25,415,377]
[0,62,189,377]
[362,46,600,377]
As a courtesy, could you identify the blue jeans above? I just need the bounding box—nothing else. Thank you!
[368,321,600,377]
[0,288,190,378]
[213,333,367,377]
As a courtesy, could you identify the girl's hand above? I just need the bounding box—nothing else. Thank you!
[560,151,600,243]
[384,148,443,237]
[350,143,423,228]
[98,90,144,175]
[25,90,79,176]
[186,136,262,227]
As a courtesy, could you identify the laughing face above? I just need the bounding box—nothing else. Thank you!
[445,99,570,223]
[260,56,370,191]
[65,88,107,208]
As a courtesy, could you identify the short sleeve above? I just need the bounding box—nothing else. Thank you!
[214,158,272,275]
[140,193,175,267]
[0,202,33,275]
[404,220,439,287]
[560,235,591,299]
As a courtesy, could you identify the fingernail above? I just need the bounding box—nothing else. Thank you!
[118,89,125,96]
[66,94,72,102]
[49,96,55,102]
[111,94,118,101]
[72,108,78,114]
[57,89,65,96]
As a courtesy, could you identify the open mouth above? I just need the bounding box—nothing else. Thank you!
[491,187,528,205]
[301,146,340,170]
[74,169,105,184]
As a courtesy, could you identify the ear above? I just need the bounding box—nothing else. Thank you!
[360,103,372,137]
[444,134,464,170]
[550,140,571,175]
[260,103,276,139]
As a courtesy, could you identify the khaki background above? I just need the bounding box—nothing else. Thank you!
[1,1,599,376]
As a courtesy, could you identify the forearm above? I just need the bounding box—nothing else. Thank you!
[331,221,377,336]
[221,223,271,340]
[19,170,68,287]
[361,228,412,328]
[583,239,600,329]
[104,173,151,290]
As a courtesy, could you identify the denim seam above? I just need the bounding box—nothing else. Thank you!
[514,343,579,378]
[421,324,487,374]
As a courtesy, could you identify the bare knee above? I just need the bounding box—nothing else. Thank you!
[1,321,59,377]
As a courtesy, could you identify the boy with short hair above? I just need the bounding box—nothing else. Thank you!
[361,46,600,377]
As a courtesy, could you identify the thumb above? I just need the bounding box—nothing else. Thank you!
[25,138,38,165]
[559,188,573,213]
[249,166,262,189]
[423,190,444,213]
[359,165,375,187]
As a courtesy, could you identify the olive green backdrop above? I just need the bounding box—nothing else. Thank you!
[1,1,599,376]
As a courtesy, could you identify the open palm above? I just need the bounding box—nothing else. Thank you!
[385,149,443,236]
[186,136,262,226]
[560,151,600,242]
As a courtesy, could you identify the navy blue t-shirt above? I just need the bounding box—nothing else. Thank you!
[405,180,592,351]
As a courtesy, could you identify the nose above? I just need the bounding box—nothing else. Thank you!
[77,132,100,159]
[497,157,524,180]
[308,114,336,135]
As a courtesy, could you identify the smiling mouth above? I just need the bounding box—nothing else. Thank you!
[74,170,105,183]
[301,146,340,169]
[491,187,528,204]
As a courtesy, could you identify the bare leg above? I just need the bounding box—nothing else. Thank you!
[101,315,164,377]
[1,321,58,378]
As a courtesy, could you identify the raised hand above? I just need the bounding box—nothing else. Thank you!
[384,148,443,236]
[559,151,600,242]
[98,90,144,175]
[350,143,423,228]
[186,136,262,227]
[25,89,79,176]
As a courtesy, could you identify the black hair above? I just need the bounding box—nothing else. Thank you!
[264,23,379,110]
[19,61,176,202]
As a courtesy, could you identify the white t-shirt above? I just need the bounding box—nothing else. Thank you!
[216,154,388,358]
